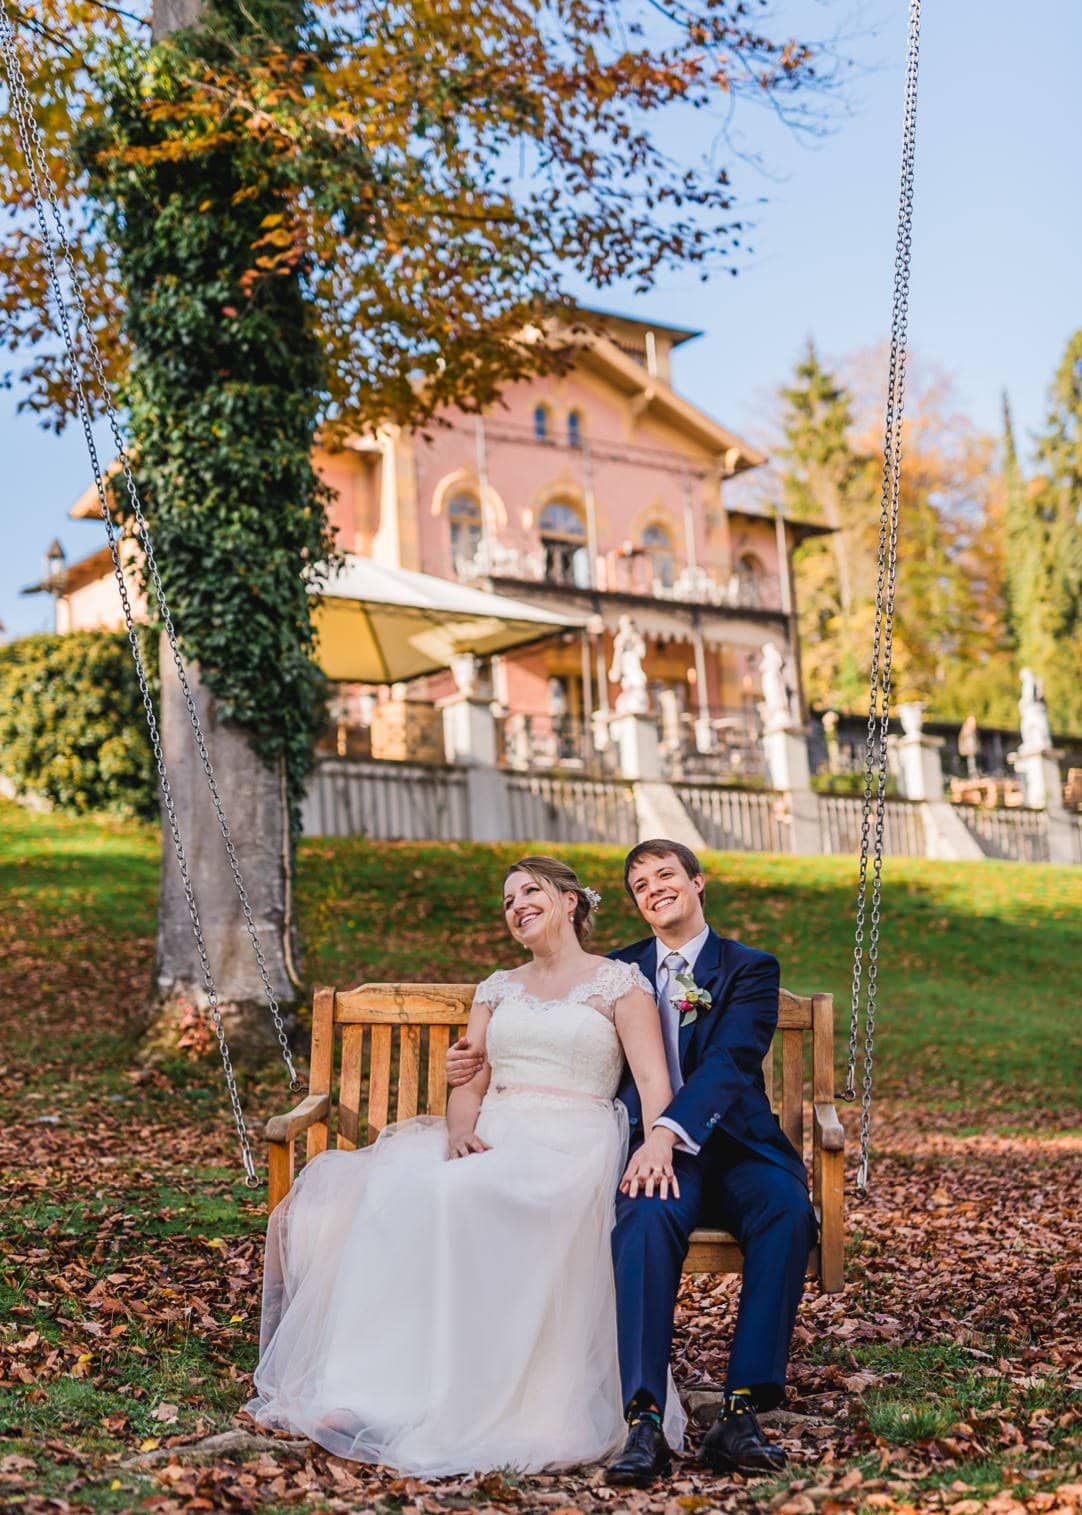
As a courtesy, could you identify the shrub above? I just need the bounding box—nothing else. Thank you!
[0,629,159,820]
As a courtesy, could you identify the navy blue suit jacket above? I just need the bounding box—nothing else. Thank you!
[609,929,806,1184]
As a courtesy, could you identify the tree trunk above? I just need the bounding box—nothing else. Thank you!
[151,636,301,1061]
[143,0,302,1064]
[151,0,203,41]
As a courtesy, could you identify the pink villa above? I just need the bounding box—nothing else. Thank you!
[33,308,828,773]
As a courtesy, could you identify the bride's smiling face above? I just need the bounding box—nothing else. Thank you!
[503,870,575,950]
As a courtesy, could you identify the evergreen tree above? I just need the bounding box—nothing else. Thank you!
[1019,332,1082,732]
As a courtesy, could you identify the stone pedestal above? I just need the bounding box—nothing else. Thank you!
[896,734,945,802]
[783,787,822,856]
[762,724,819,854]
[693,716,714,756]
[762,724,812,793]
[464,766,512,843]
[1013,748,1061,811]
[610,711,661,782]
[440,694,498,769]
[1013,747,1075,864]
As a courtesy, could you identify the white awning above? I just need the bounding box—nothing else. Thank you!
[310,555,586,683]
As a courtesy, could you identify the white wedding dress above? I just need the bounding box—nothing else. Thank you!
[247,957,686,1476]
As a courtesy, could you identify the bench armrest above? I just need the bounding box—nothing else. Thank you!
[813,1101,844,1152]
[265,1094,331,1213]
[264,1092,330,1145]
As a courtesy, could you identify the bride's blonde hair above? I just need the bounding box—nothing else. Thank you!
[503,855,598,944]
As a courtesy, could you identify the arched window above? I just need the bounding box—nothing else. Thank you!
[533,403,550,442]
[539,501,589,587]
[735,552,764,607]
[448,493,483,574]
[642,522,675,589]
[567,409,583,449]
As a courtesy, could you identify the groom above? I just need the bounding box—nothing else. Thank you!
[603,838,816,1484]
[447,838,816,1485]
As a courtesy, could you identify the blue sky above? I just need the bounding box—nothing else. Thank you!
[2,0,1079,638]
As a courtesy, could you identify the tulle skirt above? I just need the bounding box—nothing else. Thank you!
[247,1089,685,1475]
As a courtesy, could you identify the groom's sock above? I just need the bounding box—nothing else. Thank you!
[723,1387,754,1418]
[627,1392,663,1428]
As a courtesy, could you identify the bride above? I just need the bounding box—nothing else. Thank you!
[247,854,686,1476]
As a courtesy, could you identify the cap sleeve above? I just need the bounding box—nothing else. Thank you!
[625,961,656,1000]
[472,970,506,1011]
[595,957,655,1014]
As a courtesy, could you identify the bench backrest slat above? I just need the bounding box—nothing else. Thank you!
[781,1028,805,1152]
[338,1024,364,1150]
[317,981,832,1159]
[427,1025,451,1116]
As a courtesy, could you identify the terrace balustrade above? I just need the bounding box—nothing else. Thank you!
[460,539,784,612]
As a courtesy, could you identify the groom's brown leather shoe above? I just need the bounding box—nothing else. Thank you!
[606,1415,671,1486]
[700,1404,787,1474]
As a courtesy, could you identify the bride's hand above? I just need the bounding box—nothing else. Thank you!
[448,1133,492,1160]
[620,1131,681,1201]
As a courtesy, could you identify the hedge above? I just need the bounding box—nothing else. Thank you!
[0,629,159,821]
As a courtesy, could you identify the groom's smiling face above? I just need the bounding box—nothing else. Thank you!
[626,852,706,940]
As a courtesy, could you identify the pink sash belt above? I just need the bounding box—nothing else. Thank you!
[489,1080,612,1108]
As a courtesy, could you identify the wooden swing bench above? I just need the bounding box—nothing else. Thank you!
[265,982,846,1293]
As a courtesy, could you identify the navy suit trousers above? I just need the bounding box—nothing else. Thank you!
[612,1134,817,1414]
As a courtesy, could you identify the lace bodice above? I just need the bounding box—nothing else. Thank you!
[476,958,653,1102]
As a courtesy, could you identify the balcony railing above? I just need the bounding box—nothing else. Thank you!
[462,540,784,612]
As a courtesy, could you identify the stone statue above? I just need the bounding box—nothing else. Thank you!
[449,653,481,698]
[504,711,531,770]
[957,713,980,777]
[547,676,568,719]
[898,702,925,739]
[1019,667,1052,753]
[759,640,796,730]
[609,615,649,714]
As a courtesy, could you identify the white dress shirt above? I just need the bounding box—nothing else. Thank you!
[651,924,711,1157]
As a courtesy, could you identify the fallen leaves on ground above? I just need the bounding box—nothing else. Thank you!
[0,905,1078,1513]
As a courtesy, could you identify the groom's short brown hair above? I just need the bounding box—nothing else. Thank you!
[623,839,705,898]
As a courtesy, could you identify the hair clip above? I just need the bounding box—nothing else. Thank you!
[584,886,602,910]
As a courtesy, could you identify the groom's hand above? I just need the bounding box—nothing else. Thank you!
[446,1036,485,1086]
[620,1129,681,1201]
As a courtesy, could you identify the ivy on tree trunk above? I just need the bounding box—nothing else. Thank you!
[80,0,336,823]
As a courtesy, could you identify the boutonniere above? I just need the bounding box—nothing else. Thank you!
[674,972,711,1028]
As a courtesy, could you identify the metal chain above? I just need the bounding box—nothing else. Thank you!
[843,0,922,1192]
[0,8,301,1180]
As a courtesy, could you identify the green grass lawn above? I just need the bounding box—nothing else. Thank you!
[0,799,1079,1514]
